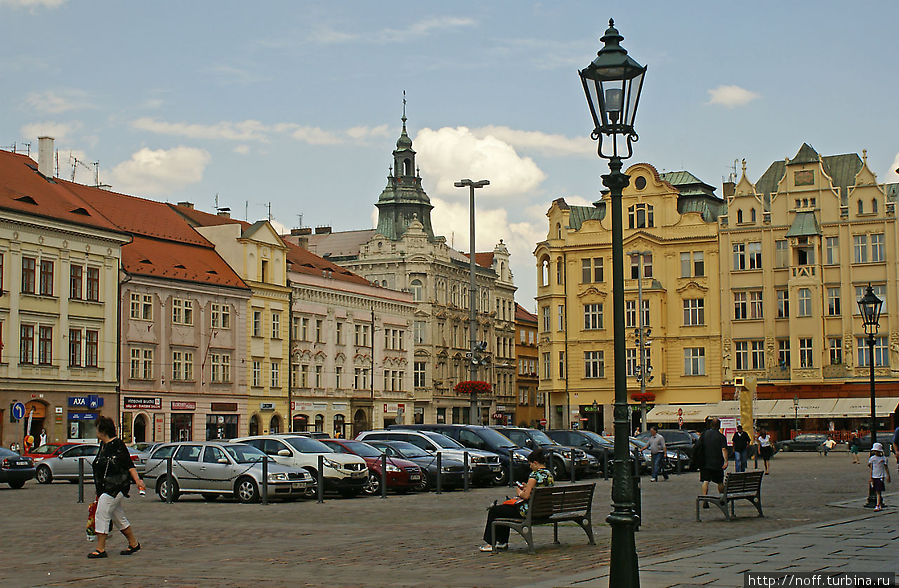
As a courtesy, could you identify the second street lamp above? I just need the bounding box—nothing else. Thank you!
[857,284,883,507]
[580,18,646,588]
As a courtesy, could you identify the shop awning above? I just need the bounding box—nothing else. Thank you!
[831,397,899,418]
[646,404,716,422]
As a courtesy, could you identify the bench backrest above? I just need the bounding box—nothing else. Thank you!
[527,483,595,520]
[723,471,763,495]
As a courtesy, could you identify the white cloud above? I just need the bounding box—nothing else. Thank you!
[233,145,250,155]
[377,16,476,43]
[132,117,271,142]
[0,0,66,7]
[25,90,90,114]
[290,126,342,145]
[707,85,760,108]
[346,124,390,140]
[413,126,546,197]
[106,146,210,197]
[472,126,592,157]
[20,120,78,141]
[886,153,899,183]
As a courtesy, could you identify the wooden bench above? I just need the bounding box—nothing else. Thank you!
[491,483,596,554]
[696,471,764,521]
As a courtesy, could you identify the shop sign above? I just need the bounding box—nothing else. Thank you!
[210,402,237,412]
[69,395,104,409]
[260,402,276,410]
[69,412,98,421]
[171,401,196,411]
[124,397,161,410]
[292,402,313,411]
[55,407,63,414]
[383,403,405,413]
[496,405,506,411]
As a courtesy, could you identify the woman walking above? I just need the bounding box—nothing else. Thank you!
[849,433,861,464]
[88,416,145,559]
[757,429,773,475]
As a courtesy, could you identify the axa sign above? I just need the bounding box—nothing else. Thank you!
[68,395,104,409]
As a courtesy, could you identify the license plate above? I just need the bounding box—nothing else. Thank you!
[291,483,306,489]
[490,465,501,472]
[16,461,29,466]
[409,475,420,481]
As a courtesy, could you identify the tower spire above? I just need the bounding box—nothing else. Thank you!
[402,90,407,132]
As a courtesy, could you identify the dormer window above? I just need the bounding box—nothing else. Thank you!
[736,209,743,224]
[628,203,653,228]
[858,199,864,215]
[750,208,756,223]
[872,198,878,214]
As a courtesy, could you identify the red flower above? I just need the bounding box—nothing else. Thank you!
[454,380,492,395]
[631,392,656,403]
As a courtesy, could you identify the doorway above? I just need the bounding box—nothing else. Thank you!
[133,414,148,443]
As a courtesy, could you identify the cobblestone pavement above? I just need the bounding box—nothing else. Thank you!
[0,453,890,587]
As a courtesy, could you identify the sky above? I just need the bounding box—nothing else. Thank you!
[2,0,898,310]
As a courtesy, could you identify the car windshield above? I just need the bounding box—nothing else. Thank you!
[529,430,556,446]
[336,441,382,458]
[476,428,518,448]
[580,431,609,445]
[423,432,464,449]
[387,442,429,457]
[285,437,333,453]
[629,437,649,449]
[660,431,692,443]
[222,444,266,464]
[30,444,60,455]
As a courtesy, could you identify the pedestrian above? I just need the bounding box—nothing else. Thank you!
[39,429,47,447]
[822,436,836,456]
[479,448,553,552]
[849,433,861,464]
[88,415,145,559]
[732,425,751,473]
[868,443,891,511]
[648,427,668,482]
[698,418,728,508]
[757,428,773,475]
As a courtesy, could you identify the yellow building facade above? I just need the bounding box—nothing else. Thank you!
[534,163,725,430]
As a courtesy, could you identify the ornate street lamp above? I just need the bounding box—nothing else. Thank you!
[580,18,646,588]
[857,284,882,507]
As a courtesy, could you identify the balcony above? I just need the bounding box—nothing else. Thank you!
[791,266,815,278]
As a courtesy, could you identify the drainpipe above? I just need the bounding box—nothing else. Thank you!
[116,266,130,438]
[287,286,293,431]
[563,251,570,428]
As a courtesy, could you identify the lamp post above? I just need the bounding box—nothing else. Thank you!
[455,178,490,425]
[592,399,600,433]
[792,395,799,436]
[629,250,652,433]
[580,18,646,588]
[857,284,883,507]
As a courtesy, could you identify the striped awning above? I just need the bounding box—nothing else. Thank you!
[647,398,896,422]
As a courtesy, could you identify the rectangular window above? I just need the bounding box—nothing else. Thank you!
[314,365,322,388]
[751,340,765,369]
[172,299,194,325]
[315,319,323,343]
[271,313,281,339]
[172,350,194,381]
[20,324,34,364]
[413,321,426,344]
[69,329,82,367]
[798,288,812,317]
[584,350,604,378]
[414,361,426,387]
[641,299,650,326]
[855,285,887,314]
[749,290,763,319]
[853,235,868,263]
[38,325,52,364]
[558,351,565,379]
[86,267,99,301]
[693,251,705,277]
[775,240,789,268]
[734,292,748,320]
[625,300,637,328]
[541,307,550,332]
[825,237,839,265]
[22,257,36,294]
[542,352,551,379]
[211,353,230,383]
[683,299,704,326]
[271,362,280,388]
[733,243,746,271]
[735,341,748,370]
[335,366,343,389]
[680,252,691,278]
[583,303,603,330]
[142,349,153,379]
[747,242,762,269]
[799,338,813,368]
[253,311,262,337]
[684,347,705,376]
[557,304,565,331]
[776,289,789,319]
[211,304,230,329]
[625,348,638,377]
[130,348,141,379]
[857,336,889,367]
[252,360,261,387]
[777,339,791,368]
[630,253,652,279]
[828,338,842,365]
[300,364,309,388]
[71,265,83,299]
[582,257,603,283]
[827,287,841,316]
[84,330,98,367]
[871,233,885,262]
[335,322,343,345]
[39,259,54,296]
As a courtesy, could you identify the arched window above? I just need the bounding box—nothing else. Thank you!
[540,257,550,287]
[872,198,878,214]
[556,257,564,285]
[555,223,563,239]
[627,203,654,228]
[333,414,346,438]
[410,279,423,301]
[249,415,260,436]
[858,199,864,214]
[314,414,324,432]
[750,208,756,222]
[736,209,743,224]
[451,284,459,306]
[269,414,281,434]
[403,158,412,176]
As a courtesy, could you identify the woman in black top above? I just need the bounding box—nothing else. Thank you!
[88,416,145,559]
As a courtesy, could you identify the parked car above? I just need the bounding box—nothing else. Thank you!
[321,439,422,495]
[132,442,162,454]
[391,424,530,483]
[0,447,35,488]
[493,426,596,478]
[857,435,894,454]
[365,440,468,491]
[777,434,828,452]
[24,442,78,461]
[231,435,367,497]
[34,444,145,483]
[547,429,614,466]
[356,429,502,486]
[635,429,696,471]
[144,442,313,503]
[290,431,331,439]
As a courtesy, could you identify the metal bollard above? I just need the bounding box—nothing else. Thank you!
[570,455,576,484]
[261,456,269,505]
[435,452,442,494]
[677,453,683,475]
[463,452,469,492]
[508,454,515,487]
[316,455,324,503]
[77,458,84,504]
[632,455,642,531]
[380,453,387,499]
[166,455,174,504]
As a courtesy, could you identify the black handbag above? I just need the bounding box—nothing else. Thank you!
[101,454,130,494]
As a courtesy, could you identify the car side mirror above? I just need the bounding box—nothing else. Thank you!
[277,449,291,457]
[57,455,63,460]
[217,458,229,464]
[525,439,533,448]
[585,443,593,449]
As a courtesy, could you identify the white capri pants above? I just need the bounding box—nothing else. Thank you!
[95,492,131,534]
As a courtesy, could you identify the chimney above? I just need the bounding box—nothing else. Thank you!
[216,210,231,218]
[177,201,194,209]
[38,136,54,177]
[722,181,735,198]
[315,226,332,234]
[291,227,313,236]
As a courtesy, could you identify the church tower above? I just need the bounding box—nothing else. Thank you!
[375,101,435,241]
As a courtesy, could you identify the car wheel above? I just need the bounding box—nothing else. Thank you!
[201,493,219,502]
[415,473,429,492]
[35,465,52,484]
[235,476,259,503]
[8,480,26,489]
[362,473,381,496]
[157,476,180,502]
[492,468,508,485]
[550,461,566,480]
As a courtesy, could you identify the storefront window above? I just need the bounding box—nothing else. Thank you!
[292,414,308,432]
[68,414,98,440]
[314,413,324,432]
[172,413,193,441]
[333,414,345,438]
[269,415,281,434]
[249,415,260,436]
[206,414,238,440]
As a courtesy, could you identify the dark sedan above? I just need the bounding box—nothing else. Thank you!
[0,447,36,488]
[366,440,468,490]
[777,434,827,452]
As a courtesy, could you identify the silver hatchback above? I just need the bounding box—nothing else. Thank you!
[145,442,313,503]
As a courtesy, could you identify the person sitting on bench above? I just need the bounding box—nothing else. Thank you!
[479,449,553,552]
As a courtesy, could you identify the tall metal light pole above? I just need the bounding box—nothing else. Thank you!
[792,395,799,436]
[629,250,652,433]
[455,178,490,425]
[580,18,646,588]
[857,284,883,507]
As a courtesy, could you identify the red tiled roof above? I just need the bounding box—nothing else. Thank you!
[125,235,248,289]
[515,303,537,323]
[285,241,371,287]
[462,252,494,269]
[169,204,252,230]
[0,150,125,235]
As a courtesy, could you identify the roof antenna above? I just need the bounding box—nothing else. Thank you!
[297,213,304,228]
[265,201,272,222]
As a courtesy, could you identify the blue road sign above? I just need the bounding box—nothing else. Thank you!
[11,402,26,420]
